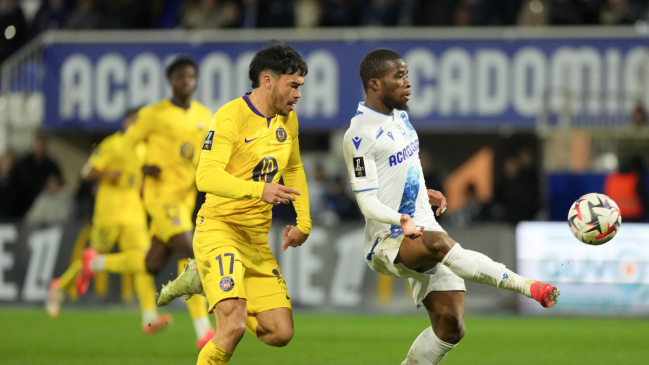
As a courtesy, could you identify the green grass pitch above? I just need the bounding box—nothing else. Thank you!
[1,308,648,364]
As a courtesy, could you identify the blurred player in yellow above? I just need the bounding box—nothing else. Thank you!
[78,56,215,348]
[46,108,171,334]
[157,41,312,365]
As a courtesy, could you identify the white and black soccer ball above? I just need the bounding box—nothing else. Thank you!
[568,193,622,245]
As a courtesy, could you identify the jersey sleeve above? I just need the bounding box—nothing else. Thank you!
[282,115,312,234]
[87,139,112,171]
[196,110,265,200]
[343,130,379,192]
[122,107,155,152]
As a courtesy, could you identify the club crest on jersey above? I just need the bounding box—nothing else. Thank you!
[352,136,362,150]
[180,142,195,160]
[353,157,366,177]
[202,131,215,151]
[276,128,287,142]
[386,131,394,141]
[376,127,384,139]
[220,276,235,292]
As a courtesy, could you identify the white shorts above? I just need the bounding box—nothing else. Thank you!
[367,228,466,308]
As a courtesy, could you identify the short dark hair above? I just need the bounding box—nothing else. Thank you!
[249,41,308,89]
[166,56,198,79]
[124,107,140,119]
[359,49,403,92]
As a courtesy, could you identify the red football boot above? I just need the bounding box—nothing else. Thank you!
[197,328,216,350]
[530,281,560,308]
[143,313,174,335]
[76,248,99,295]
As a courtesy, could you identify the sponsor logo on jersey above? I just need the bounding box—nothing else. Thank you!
[355,109,364,116]
[244,137,258,143]
[398,125,407,138]
[386,131,394,141]
[502,272,508,280]
[202,130,215,151]
[180,142,194,160]
[376,127,384,139]
[401,112,414,131]
[352,136,362,150]
[353,157,366,177]
[219,276,235,292]
[276,127,287,142]
[272,268,286,285]
[388,139,420,167]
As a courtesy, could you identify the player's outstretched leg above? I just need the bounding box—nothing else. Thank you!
[402,291,465,365]
[398,231,559,308]
[157,258,205,306]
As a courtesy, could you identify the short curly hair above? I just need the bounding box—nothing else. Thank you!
[166,56,198,79]
[359,49,403,92]
[249,41,308,89]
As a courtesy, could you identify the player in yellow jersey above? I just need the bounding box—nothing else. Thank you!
[157,41,312,365]
[46,109,171,334]
[103,56,214,348]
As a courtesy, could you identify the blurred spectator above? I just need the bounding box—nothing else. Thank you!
[414,0,461,26]
[493,156,538,224]
[455,2,474,25]
[181,0,239,29]
[0,0,28,64]
[294,0,321,28]
[472,0,522,25]
[322,176,361,225]
[518,0,549,25]
[604,155,649,222]
[516,148,541,218]
[262,0,294,27]
[548,0,583,25]
[321,0,360,27]
[308,164,327,218]
[449,184,486,227]
[420,150,445,194]
[396,0,418,26]
[3,134,62,218]
[24,173,73,226]
[631,103,647,127]
[67,0,104,29]
[32,0,68,35]
[361,0,400,26]
[104,0,152,29]
[152,0,183,28]
[0,150,16,218]
[238,0,261,28]
[600,0,634,24]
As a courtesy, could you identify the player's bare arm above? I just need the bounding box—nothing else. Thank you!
[427,189,447,216]
[141,165,161,178]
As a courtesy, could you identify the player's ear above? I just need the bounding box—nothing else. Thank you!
[370,78,381,92]
[261,73,274,90]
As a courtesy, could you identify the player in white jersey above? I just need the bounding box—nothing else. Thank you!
[343,49,560,365]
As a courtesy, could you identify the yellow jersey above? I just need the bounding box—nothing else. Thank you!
[122,99,212,202]
[88,131,146,226]
[196,94,311,242]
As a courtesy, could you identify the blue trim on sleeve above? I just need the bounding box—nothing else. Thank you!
[353,187,379,192]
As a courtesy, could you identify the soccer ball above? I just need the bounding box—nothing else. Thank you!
[568,193,621,245]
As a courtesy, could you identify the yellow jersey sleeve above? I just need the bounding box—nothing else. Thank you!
[196,110,265,200]
[282,118,312,234]
[122,106,155,153]
[87,139,114,171]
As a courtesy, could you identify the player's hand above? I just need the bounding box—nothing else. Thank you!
[261,183,301,205]
[104,170,122,181]
[282,225,309,251]
[142,165,161,178]
[400,214,424,239]
[427,189,447,216]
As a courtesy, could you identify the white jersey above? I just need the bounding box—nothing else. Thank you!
[343,101,438,259]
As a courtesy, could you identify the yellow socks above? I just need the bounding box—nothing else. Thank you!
[58,260,82,291]
[135,272,157,311]
[178,259,211,338]
[197,341,232,365]
[104,250,146,273]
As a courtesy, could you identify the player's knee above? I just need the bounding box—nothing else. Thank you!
[267,327,294,347]
[436,313,465,344]
[223,321,247,340]
[145,257,161,275]
[427,233,456,262]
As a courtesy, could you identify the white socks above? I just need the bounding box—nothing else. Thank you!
[90,255,106,273]
[193,316,212,339]
[142,309,158,327]
[402,327,455,365]
[441,243,531,298]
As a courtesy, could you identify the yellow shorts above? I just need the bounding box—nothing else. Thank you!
[146,195,195,243]
[194,218,291,314]
[90,224,149,253]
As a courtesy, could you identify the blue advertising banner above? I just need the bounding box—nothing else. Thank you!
[42,36,649,131]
